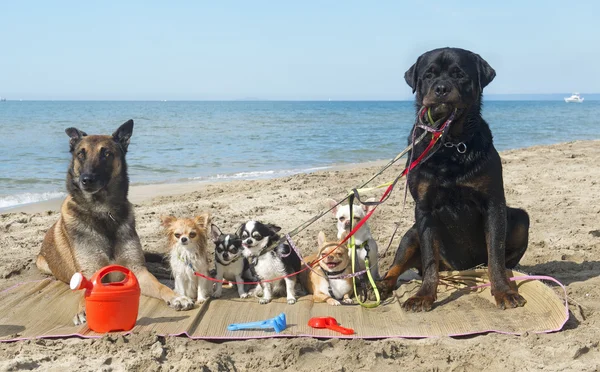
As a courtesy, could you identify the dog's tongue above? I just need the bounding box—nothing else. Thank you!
[326,262,338,269]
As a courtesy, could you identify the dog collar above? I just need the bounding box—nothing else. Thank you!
[322,265,349,277]
[349,240,369,250]
[215,254,242,266]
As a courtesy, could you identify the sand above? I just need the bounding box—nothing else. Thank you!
[1,140,599,371]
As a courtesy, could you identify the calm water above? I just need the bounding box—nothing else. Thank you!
[1,100,599,209]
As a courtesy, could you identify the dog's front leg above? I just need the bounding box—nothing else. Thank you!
[283,277,297,304]
[213,265,224,298]
[485,199,526,309]
[402,208,439,312]
[259,282,272,304]
[196,270,212,304]
[235,274,249,298]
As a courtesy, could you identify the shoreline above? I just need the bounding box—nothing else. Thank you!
[2,139,598,215]
[3,159,390,214]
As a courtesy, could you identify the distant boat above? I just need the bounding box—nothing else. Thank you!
[0,97,6,102]
[564,93,584,103]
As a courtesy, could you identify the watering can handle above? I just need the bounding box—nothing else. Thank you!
[93,265,138,287]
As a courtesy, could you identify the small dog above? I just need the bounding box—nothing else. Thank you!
[301,231,353,306]
[238,221,301,304]
[328,198,380,280]
[161,214,213,304]
[37,120,194,325]
[210,224,253,298]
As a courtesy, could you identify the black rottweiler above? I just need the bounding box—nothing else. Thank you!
[378,47,530,311]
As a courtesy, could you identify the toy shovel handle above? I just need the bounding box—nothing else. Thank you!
[326,324,354,335]
[227,320,267,331]
[94,265,137,287]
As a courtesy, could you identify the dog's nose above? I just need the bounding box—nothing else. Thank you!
[223,252,229,259]
[245,238,253,245]
[434,84,451,97]
[80,174,96,186]
[181,236,188,243]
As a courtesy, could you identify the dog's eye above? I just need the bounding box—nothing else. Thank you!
[242,231,249,238]
[424,72,434,79]
[252,233,262,240]
[189,232,196,238]
[174,233,181,238]
[77,150,85,160]
[452,69,465,79]
[339,217,345,222]
[230,247,238,253]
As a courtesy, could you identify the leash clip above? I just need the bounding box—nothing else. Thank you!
[444,141,467,154]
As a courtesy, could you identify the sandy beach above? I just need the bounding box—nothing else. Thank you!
[1,140,599,371]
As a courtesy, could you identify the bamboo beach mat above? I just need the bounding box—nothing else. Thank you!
[0,269,568,342]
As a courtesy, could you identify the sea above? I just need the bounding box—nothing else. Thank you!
[1,100,599,210]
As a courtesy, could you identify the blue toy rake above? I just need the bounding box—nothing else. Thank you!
[227,313,287,333]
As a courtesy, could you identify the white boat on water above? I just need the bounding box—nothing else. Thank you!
[564,93,584,103]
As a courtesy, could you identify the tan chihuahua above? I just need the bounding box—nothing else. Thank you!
[301,231,354,306]
[161,213,213,304]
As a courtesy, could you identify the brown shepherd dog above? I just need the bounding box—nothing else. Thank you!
[37,120,195,325]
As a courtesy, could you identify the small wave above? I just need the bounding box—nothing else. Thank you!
[189,166,330,182]
[0,191,66,210]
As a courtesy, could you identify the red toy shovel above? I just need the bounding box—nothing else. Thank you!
[308,317,354,335]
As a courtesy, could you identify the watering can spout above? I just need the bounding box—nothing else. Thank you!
[70,272,92,291]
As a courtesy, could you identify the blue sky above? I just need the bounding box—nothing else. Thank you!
[1,1,598,100]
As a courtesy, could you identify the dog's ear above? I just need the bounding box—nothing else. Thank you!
[404,55,423,94]
[235,223,246,238]
[265,223,282,234]
[317,231,327,248]
[362,197,377,214]
[160,215,176,228]
[327,199,339,216]
[65,127,87,152]
[194,213,211,229]
[210,224,222,242]
[112,119,134,153]
[472,53,496,93]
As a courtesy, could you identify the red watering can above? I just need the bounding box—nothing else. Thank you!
[70,265,140,333]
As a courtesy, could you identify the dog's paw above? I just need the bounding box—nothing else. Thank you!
[259,298,271,305]
[494,290,526,309]
[287,298,297,305]
[326,298,341,306]
[342,298,354,305]
[239,293,249,299]
[168,295,195,311]
[72,310,87,326]
[401,295,435,312]
[212,290,222,299]
[196,297,209,305]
